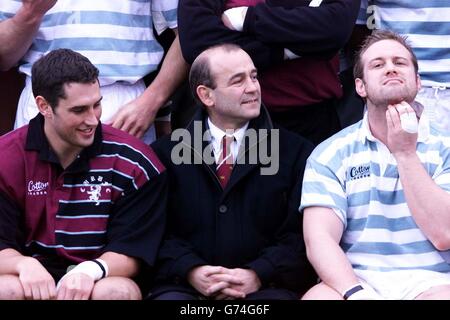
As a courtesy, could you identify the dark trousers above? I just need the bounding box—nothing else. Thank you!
[269,99,341,146]
[38,256,72,283]
[148,284,299,300]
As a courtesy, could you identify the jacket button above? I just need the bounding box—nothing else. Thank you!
[219,205,227,213]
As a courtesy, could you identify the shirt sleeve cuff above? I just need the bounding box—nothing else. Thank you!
[171,253,207,280]
[245,258,276,286]
[223,7,248,32]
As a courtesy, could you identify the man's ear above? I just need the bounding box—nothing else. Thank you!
[35,96,53,118]
[416,73,421,91]
[196,85,214,108]
[355,78,367,99]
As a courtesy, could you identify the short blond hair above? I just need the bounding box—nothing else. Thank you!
[353,29,418,80]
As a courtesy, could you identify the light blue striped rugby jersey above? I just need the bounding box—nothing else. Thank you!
[0,0,178,86]
[300,111,450,274]
[362,0,450,88]
[357,0,368,25]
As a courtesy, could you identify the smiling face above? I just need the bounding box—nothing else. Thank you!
[39,80,102,164]
[355,39,421,108]
[199,48,261,130]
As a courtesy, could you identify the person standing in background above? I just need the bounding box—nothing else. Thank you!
[177,0,360,145]
[0,0,188,143]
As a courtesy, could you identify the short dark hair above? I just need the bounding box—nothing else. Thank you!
[189,43,242,105]
[32,48,99,109]
[353,29,419,80]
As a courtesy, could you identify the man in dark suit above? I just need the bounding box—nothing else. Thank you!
[149,44,316,300]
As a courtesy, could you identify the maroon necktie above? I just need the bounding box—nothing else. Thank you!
[216,135,234,188]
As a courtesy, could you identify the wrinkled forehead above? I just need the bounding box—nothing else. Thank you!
[209,49,255,81]
[362,39,413,66]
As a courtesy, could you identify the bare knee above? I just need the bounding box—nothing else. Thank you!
[91,277,142,300]
[301,282,343,300]
[0,275,25,300]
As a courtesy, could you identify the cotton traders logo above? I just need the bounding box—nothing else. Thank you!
[28,180,49,196]
[349,165,370,181]
[80,175,111,206]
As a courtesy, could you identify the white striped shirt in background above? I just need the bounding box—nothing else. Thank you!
[365,0,450,89]
[0,0,178,86]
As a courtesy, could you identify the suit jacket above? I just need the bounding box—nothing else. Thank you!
[151,106,316,293]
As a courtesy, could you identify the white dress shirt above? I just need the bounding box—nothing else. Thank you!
[207,118,248,164]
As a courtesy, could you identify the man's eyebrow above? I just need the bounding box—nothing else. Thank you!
[228,72,245,83]
[70,96,103,110]
[368,57,384,64]
[95,96,103,104]
[228,69,258,83]
[369,56,409,64]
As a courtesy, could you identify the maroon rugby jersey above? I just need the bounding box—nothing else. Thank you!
[0,114,166,265]
[225,0,342,111]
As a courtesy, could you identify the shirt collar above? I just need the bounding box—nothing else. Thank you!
[25,113,103,172]
[207,117,249,146]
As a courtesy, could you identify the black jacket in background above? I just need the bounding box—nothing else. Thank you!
[151,106,316,294]
[178,0,361,69]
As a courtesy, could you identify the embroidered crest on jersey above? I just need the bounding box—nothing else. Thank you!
[80,175,111,205]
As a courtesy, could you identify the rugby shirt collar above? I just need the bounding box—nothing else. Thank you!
[361,107,430,144]
[25,113,103,172]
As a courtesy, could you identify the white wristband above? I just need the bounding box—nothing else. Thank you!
[66,259,108,281]
[223,7,248,31]
[56,259,108,290]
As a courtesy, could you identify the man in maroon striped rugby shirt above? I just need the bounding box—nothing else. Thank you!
[0,49,168,300]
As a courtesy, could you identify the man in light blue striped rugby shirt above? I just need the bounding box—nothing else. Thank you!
[0,0,188,144]
[361,0,450,132]
[301,30,450,300]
